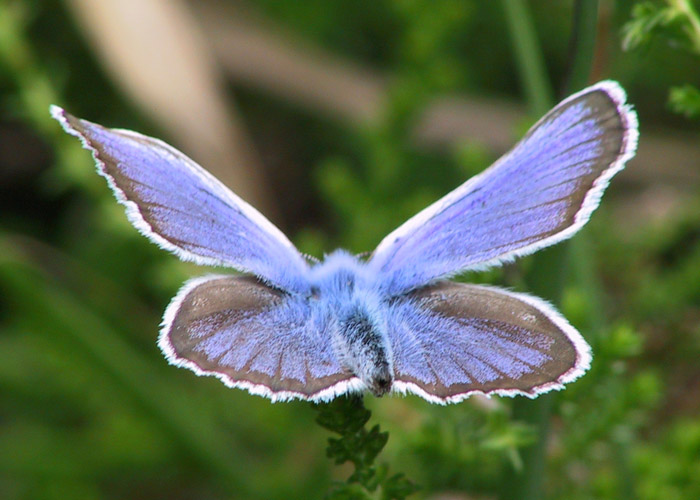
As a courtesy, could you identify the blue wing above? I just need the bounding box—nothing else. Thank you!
[386,282,591,403]
[370,81,638,295]
[160,275,360,401]
[51,106,309,293]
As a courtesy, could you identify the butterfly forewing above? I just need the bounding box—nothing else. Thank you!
[51,106,309,294]
[387,282,591,403]
[161,275,359,401]
[371,81,638,295]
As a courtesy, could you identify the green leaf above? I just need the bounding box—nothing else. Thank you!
[315,397,417,498]
[621,2,675,51]
[381,473,421,500]
[669,84,700,118]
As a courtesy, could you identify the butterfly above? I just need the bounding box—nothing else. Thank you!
[51,81,638,404]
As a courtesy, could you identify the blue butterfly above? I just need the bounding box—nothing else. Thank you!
[51,81,638,404]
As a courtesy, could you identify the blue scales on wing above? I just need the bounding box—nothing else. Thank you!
[51,106,310,294]
[370,82,637,295]
[386,282,591,403]
[161,275,358,401]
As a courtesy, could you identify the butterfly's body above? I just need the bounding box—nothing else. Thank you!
[307,251,394,396]
[51,80,638,403]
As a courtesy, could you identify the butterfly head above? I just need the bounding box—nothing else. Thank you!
[308,250,372,298]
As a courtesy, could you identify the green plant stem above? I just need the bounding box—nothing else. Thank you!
[501,0,554,115]
[315,396,418,499]
[566,3,638,497]
[673,0,700,52]
[564,0,607,342]
[502,2,600,500]
[501,1,557,494]
[564,0,599,92]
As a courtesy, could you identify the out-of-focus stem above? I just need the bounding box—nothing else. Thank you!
[673,0,700,53]
[501,0,554,115]
[501,2,600,500]
[564,0,599,92]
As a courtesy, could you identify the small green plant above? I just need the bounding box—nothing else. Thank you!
[623,0,700,119]
[315,397,419,500]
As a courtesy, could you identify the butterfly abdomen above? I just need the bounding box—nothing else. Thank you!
[310,251,395,396]
[336,304,393,396]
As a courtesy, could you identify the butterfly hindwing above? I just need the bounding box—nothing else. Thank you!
[160,275,360,401]
[370,81,638,295]
[387,282,591,403]
[50,106,309,293]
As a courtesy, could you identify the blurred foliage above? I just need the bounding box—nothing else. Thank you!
[623,0,700,119]
[669,83,700,118]
[1,1,700,500]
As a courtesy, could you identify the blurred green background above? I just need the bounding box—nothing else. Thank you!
[1,0,700,499]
